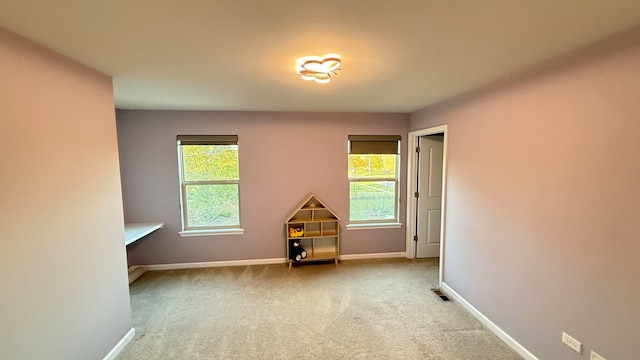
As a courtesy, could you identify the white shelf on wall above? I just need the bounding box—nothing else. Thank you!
[124,222,164,246]
[125,222,164,285]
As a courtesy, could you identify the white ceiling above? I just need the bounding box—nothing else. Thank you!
[1,0,640,113]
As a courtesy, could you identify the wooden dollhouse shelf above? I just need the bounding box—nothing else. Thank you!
[285,194,340,269]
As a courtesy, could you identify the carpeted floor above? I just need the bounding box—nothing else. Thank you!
[116,258,522,360]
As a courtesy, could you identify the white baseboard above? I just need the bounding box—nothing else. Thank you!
[144,257,287,271]
[339,252,407,260]
[136,253,407,272]
[128,266,147,284]
[103,328,135,360]
[441,283,539,360]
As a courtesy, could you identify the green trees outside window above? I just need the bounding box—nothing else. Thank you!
[348,154,398,222]
[179,143,240,229]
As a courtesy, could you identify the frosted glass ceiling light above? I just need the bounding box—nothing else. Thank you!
[296,54,341,83]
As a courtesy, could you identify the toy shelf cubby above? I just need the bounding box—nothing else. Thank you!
[285,194,340,269]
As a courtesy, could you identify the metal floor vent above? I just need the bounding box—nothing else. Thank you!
[431,289,451,301]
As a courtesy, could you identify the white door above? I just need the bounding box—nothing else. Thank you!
[415,135,444,258]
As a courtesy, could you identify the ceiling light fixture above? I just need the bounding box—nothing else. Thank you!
[296,54,341,84]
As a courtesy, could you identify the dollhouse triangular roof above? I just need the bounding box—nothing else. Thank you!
[284,193,341,223]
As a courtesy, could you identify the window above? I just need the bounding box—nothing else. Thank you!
[177,135,241,234]
[348,135,401,224]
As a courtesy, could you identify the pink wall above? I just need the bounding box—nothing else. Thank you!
[0,28,131,359]
[410,29,640,359]
[117,111,409,265]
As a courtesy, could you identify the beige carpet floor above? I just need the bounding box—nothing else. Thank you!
[116,258,522,360]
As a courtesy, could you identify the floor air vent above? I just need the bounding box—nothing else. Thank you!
[431,289,451,301]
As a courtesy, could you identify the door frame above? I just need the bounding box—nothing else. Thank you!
[405,125,448,287]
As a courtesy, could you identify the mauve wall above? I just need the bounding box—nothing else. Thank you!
[0,29,131,359]
[410,30,640,359]
[117,111,409,265]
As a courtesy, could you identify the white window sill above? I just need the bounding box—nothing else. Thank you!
[345,222,403,230]
[179,228,245,237]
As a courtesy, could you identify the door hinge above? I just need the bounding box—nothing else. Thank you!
[414,191,419,198]
[413,235,418,242]
[416,146,420,153]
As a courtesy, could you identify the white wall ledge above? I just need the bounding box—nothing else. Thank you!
[345,222,403,230]
[125,222,164,245]
[179,228,245,237]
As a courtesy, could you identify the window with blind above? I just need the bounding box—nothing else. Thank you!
[348,135,401,223]
[177,135,241,232]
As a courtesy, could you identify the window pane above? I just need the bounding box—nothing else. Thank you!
[185,184,239,227]
[182,145,239,181]
[348,154,396,179]
[349,181,396,221]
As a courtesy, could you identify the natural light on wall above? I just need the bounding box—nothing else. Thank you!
[296,54,341,83]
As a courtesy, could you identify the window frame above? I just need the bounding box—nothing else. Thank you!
[176,135,244,236]
[347,135,402,226]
